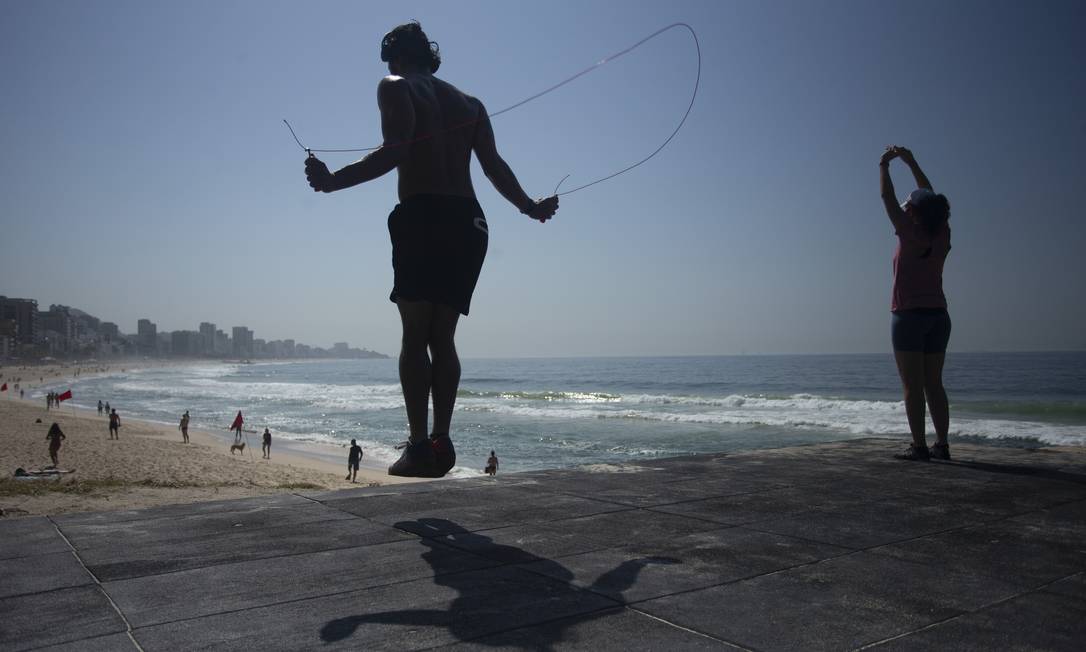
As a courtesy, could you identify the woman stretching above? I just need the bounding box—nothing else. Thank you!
[879,146,952,461]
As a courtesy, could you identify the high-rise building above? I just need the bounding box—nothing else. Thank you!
[171,330,202,357]
[0,319,15,358]
[38,306,74,352]
[137,319,157,355]
[232,326,253,358]
[100,322,120,341]
[0,296,39,346]
[199,322,216,355]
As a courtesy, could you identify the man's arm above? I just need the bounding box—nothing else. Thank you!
[305,77,415,193]
[897,147,933,191]
[472,102,557,222]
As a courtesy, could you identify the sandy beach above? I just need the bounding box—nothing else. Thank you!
[0,379,423,517]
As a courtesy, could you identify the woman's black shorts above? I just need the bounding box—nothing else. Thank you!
[891,308,952,353]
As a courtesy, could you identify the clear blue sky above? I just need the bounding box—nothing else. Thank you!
[2,0,1084,356]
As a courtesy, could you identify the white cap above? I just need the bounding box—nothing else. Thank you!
[901,188,935,210]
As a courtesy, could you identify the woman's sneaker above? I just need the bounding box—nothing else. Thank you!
[930,443,951,461]
[894,445,931,461]
[430,433,456,478]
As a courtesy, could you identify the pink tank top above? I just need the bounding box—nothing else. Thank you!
[891,223,950,312]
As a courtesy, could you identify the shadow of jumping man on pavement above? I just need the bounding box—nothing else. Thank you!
[320,518,679,648]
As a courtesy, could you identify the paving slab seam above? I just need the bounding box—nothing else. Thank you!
[643,502,830,528]
[851,567,1086,650]
[551,485,787,510]
[0,576,96,602]
[60,513,369,554]
[46,516,146,652]
[508,536,857,610]
[434,531,623,566]
[627,606,756,650]
[408,603,627,651]
[856,501,1086,563]
[86,530,430,584]
[371,505,638,537]
[121,566,622,637]
[113,549,542,631]
[738,506,1006,555]
[849,608,969,650]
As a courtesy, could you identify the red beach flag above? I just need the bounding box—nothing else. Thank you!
[230,411,244,430]
[57,389,73,402]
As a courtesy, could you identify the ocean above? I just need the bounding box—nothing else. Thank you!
[50,352,1086,477]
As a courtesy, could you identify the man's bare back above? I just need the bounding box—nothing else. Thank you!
[386,74,479,200]
[306,68,556,222]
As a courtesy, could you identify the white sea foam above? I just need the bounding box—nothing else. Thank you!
[68,360,1086,464]
[112,379,404,411]
[458,392,1086,446]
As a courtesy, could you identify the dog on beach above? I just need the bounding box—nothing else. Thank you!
[230,441,246,455]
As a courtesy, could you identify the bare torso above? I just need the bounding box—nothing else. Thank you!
[391,73,481,201]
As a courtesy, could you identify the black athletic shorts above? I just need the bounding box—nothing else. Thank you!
[891,308,952,353]
[388,194,488,316]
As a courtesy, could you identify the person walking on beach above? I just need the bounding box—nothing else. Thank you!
[304,21,558,478]
[879,146,952,461]
[230,411,244,443]
[108,408,121,440]
[46,422,65,467]
[179,410,190,444]
[485,450,498,476]
[262,427,272,459]
[97,400,103,415]
[347,439,363,482]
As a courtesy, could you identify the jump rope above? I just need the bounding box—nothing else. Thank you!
[284,22,700,198]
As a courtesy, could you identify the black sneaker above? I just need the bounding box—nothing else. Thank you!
[429,433,456,478]
[388,440,437,477]
[894,445,931,461]
[930,443,951,461]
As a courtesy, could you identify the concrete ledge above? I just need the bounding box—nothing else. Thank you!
[0,439,1083,650]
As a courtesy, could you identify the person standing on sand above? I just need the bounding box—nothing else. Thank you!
[98,400,103,415]
[231,411,244,444]
[305,21,558,478]
[485,450,498,476]
[108,408,121,440]
[347,439,363,482]
[179,411,190,444]
[262,427,272,459]
[46,422,65,467]
[879,146,953,462]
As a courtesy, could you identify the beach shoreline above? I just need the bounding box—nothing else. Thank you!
[9,358,413,476]
[1,375,426,517]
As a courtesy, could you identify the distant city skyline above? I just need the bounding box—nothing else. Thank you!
[3,1,1085,357]
[0,293,386,360]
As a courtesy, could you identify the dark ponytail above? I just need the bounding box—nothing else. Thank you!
[915,194,950,237]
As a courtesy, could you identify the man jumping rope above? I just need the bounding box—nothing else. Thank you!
[304,21,558,477]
